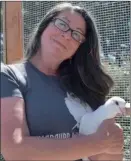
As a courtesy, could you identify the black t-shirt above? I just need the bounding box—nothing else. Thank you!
[1,61,83,160]
[1,61,80,137]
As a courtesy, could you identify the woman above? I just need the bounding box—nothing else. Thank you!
[1,3,123,161]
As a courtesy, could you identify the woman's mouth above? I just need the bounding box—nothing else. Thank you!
[53,39,67,50]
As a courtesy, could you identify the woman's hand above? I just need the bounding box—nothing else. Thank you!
[95,118,124,154]
[88,119,124,160]
[88,153,123,161]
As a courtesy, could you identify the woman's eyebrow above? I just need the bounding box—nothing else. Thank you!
[61,16,70,23]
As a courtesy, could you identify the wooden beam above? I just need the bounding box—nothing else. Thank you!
[4,1,23,64]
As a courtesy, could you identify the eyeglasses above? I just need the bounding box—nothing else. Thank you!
[52,18,86,43]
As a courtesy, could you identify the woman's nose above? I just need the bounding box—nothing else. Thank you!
[61,30,72,40]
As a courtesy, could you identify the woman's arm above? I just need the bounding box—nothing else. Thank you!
[1,97,105,161]
[1,63,124,161]
[89,153,123,161]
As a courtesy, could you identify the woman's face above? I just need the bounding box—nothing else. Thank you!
[40,10,86,62]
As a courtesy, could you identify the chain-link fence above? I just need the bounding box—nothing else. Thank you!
[22,1,130,160]
[22,2,130,160]
[1,1,130,161]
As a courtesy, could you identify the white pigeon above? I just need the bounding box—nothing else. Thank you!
[65,93,93,124]
[65,93,130,161]
[80,96,127,161]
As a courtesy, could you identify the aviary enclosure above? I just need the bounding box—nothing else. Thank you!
[0,1,130,161]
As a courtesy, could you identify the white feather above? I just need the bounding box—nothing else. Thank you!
[64,93,129,161]
[80,96,126,161]
[65,93,93,123]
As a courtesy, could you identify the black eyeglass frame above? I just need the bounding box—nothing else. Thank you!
[52,17,86,43]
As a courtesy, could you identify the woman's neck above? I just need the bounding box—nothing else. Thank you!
[30,53,61,76]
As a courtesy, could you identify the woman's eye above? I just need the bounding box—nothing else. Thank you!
[59,22,67,28]
[73,32,80,40]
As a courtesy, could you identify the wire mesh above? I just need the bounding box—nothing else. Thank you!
[21,1,130,161]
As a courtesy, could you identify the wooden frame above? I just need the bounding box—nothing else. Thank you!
[3,1,23,64]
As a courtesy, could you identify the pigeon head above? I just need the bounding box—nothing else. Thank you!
[104,96,126,117]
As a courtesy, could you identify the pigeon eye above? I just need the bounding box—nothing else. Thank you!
[115,101,119,105]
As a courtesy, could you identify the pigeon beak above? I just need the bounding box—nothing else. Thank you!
[116,113,123,117]
[118,103,130,117]
[125,103,130,116]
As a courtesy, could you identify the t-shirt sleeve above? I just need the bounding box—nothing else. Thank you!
[1,63,23,98]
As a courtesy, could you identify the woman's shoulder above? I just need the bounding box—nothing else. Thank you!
[1,62,10,73]
[1,61,26,72]
[1,61,29,92]
[1,61,27,79]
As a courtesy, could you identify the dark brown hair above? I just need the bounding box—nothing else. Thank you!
[25,3,114,110]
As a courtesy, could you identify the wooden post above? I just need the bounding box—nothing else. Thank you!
[4,1,23,64]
